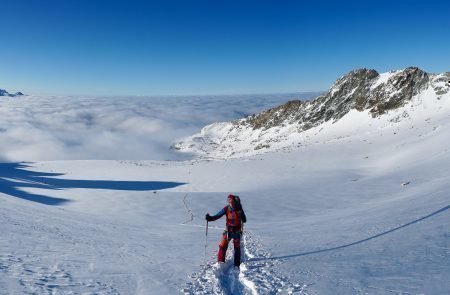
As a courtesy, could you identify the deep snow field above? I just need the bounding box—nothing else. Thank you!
[1,91,449,294]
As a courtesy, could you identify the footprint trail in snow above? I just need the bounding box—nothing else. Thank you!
[183,231,308,294]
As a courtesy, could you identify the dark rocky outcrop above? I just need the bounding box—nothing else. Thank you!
[0,88,24,97]
[239,67,435,132]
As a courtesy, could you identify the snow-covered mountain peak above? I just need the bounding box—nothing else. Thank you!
[173,67,450,159]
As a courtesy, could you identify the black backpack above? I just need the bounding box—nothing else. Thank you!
[230,195,246,223]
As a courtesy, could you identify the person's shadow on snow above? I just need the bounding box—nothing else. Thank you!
[0,162,186,205]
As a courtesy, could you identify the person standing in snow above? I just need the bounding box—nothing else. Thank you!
[205,194,247,268]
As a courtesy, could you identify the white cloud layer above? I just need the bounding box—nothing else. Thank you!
[0,93,319,161]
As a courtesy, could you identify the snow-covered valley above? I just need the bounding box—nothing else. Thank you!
[1,70,450,294]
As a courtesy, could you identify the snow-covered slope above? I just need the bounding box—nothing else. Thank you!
[174,68,450,159]
[1,92,450,293]
[1,69,449,294]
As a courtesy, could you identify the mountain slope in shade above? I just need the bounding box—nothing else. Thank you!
[173,67,450,159]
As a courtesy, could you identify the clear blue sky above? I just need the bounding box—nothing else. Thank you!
[0,0,449,96]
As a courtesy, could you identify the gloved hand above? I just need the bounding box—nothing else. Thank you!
[205,213,212,221]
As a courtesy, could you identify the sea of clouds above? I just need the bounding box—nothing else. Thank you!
[0,93,320,161]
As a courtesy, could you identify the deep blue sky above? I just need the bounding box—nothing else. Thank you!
[0,0,449,96]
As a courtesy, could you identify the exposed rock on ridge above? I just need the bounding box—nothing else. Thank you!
[244,67,434,132]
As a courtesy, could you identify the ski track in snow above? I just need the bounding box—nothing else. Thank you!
[183,231,308,294]
[182,193,195,225]
[0,254,119,295]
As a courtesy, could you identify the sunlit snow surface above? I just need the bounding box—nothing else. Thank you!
[1,89,450,294]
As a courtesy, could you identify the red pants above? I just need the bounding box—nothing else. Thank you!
[218,230,241,266]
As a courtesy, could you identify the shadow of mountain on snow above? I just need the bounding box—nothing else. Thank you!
[0,162,186,206]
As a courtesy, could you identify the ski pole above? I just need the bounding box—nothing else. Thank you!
[241,223,245,263]
[204,221,209,264]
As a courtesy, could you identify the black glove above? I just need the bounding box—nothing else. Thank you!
[205,213,212,221]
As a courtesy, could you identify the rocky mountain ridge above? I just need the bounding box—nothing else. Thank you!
[0,88,24,97]
[243,67,448,132]
[174,67,450,158]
